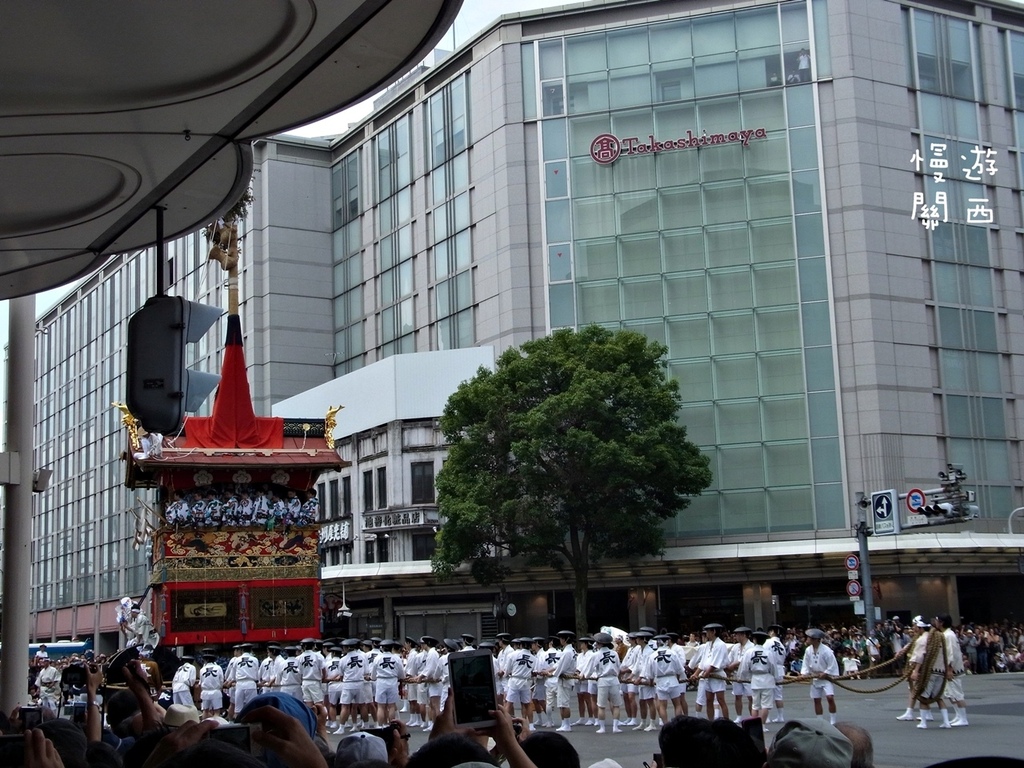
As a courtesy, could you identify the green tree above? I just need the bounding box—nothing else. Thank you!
[432,326,712,634]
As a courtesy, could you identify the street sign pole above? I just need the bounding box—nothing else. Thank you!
[855,502,875,638]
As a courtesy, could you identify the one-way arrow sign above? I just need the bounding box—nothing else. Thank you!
[871,489,899,535]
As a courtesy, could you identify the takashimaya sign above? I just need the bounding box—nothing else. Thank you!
[590,128,768,165]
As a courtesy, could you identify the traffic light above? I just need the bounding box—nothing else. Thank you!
[126,295,223,434]
[919,502,956,518]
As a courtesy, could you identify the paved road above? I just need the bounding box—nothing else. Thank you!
[331,673,1023,767]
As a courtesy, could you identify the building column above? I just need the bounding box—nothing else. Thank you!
[1,297,36,713]
[742,583,776,629]
[945,575,961,625]
[383,594,394,639]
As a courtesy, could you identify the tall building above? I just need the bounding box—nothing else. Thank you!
[30,0,1024,645]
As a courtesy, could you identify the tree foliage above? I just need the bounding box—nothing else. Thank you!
[432,326,712,632]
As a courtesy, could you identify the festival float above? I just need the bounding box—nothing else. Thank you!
[119,216,347,648]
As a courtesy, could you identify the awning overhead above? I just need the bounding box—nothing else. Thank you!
[0,0,463,299]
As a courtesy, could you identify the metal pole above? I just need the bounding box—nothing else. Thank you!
[1008,506,1024,534]
[856,505,875,637]
[155,206,166,296]
[1,296,37,713]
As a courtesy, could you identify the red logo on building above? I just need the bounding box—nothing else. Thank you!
[590,134,621,165]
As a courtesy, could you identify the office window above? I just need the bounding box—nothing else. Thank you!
[327,480,338,520]
[376,467,387,509]
[377,536,390,563]
[365,540,375,564]
[363,471,374,512]
[413,533,437,561]
[332,150,361,229]
[411,462,436,504]
[342,476,352,516]
[909,9,975,100]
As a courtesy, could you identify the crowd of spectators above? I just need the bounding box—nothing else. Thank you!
[768,618,1024,678]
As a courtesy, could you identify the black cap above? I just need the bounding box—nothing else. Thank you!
[180,655,194,662]
[496,632,512,641]
[805,628,826,640]
[443,638,462,652]
[703,623,724,632]
[461,634,476,643]
[420,635,438,646]
[639,626,657,634]
[733,626,752,635]
[556,630,576,638]
[768,624,784,634]
[405,636,416,646]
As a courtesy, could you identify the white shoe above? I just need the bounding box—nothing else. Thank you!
[917,721,928,729]
[571,718,585,726]
[896,713,916,721]
[950,719,968,727]
[421,723,432,732]
[924,712,934,721]
[939,722,951,729]
[399,704,408,713]
[528,723,536,732]
[556,725,572,733]
[644,724,657,732]
[596,727,606,734]
[733,716,743,724]
[612,726,622,733]
[632,722,646,731]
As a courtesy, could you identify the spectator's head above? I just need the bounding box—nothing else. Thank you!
[85,740,124,768]
[335,732,388,768]
[767,720,853,768]
[39,718,88,768]
[107,690,142,737]
[659,716,763,768]
[834,722,873,768]
[406,733,498,768]
[520,731,581,768]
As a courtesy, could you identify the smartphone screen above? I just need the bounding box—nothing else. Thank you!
[447,649,497,729]
[20,708,42,731]
[0,736,25,768]
[740,717,766,757]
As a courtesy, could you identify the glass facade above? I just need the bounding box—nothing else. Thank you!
[908,7,1016,516]
[525,1,844,535]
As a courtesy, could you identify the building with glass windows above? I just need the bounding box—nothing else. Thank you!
[29,0,1024,645]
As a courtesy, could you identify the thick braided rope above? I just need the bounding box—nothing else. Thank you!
[911,630,948,705]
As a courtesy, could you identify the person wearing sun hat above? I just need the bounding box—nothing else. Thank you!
[550,630,578,732]
[697,623,731,721]
[741,629,777,731]
[800,629,840,724]
[727,627,754,723]
[896,615,932,722]
[767,718,853,768]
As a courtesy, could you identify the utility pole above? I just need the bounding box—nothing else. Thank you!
[854,493,875,637]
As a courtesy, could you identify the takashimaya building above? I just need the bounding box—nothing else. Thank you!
[28,0,1024,647]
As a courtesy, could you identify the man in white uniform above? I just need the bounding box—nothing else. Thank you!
[403,636,423,727]
[740,630,776,732]
[697,623,730,721]
[414,636,444,732]
[34,658,61,715]
[171,656,198,706]
[764,624,788,723]
[643,636,685,730]
[199,652,225,718]
[324,643,344,730]
[726,627,753,722]
[550,630,577,733]
[296,638,326,710]
[800,628,840,724]
[938,614,969,727]
[539,637,561,728]
[229,643,261,713]
[337,638,367,731]
[259,644,280,694]
[618,632,642,726]
[591,632,623,734]
[504,637,537,729]
[371,639,406,725]
[277,646,303,701]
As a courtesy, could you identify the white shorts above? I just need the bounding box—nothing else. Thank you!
[773,685,784,702]
[732,682,752,696]
[328,683,343,705]
[556,679,575,709]
[302,681,324,704]
[586,681,597,695]
[375,681,400,705]
[752,688,775,711]
[597,680,623,709]
[809,681,834,699]
[426,681,444,699]
[362,682,374,702]
[622,683,637,694]
[638,684,655,701]
[172,690,194,706]
[655,678,679,701]
[703,678,727,694]
[506,682,532,705]
[944,676,965,702]
[201,690,223,710]
[280,685,302,701]
[405,682,419,701]
[234,683,258,712]
[340,683,364,705]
